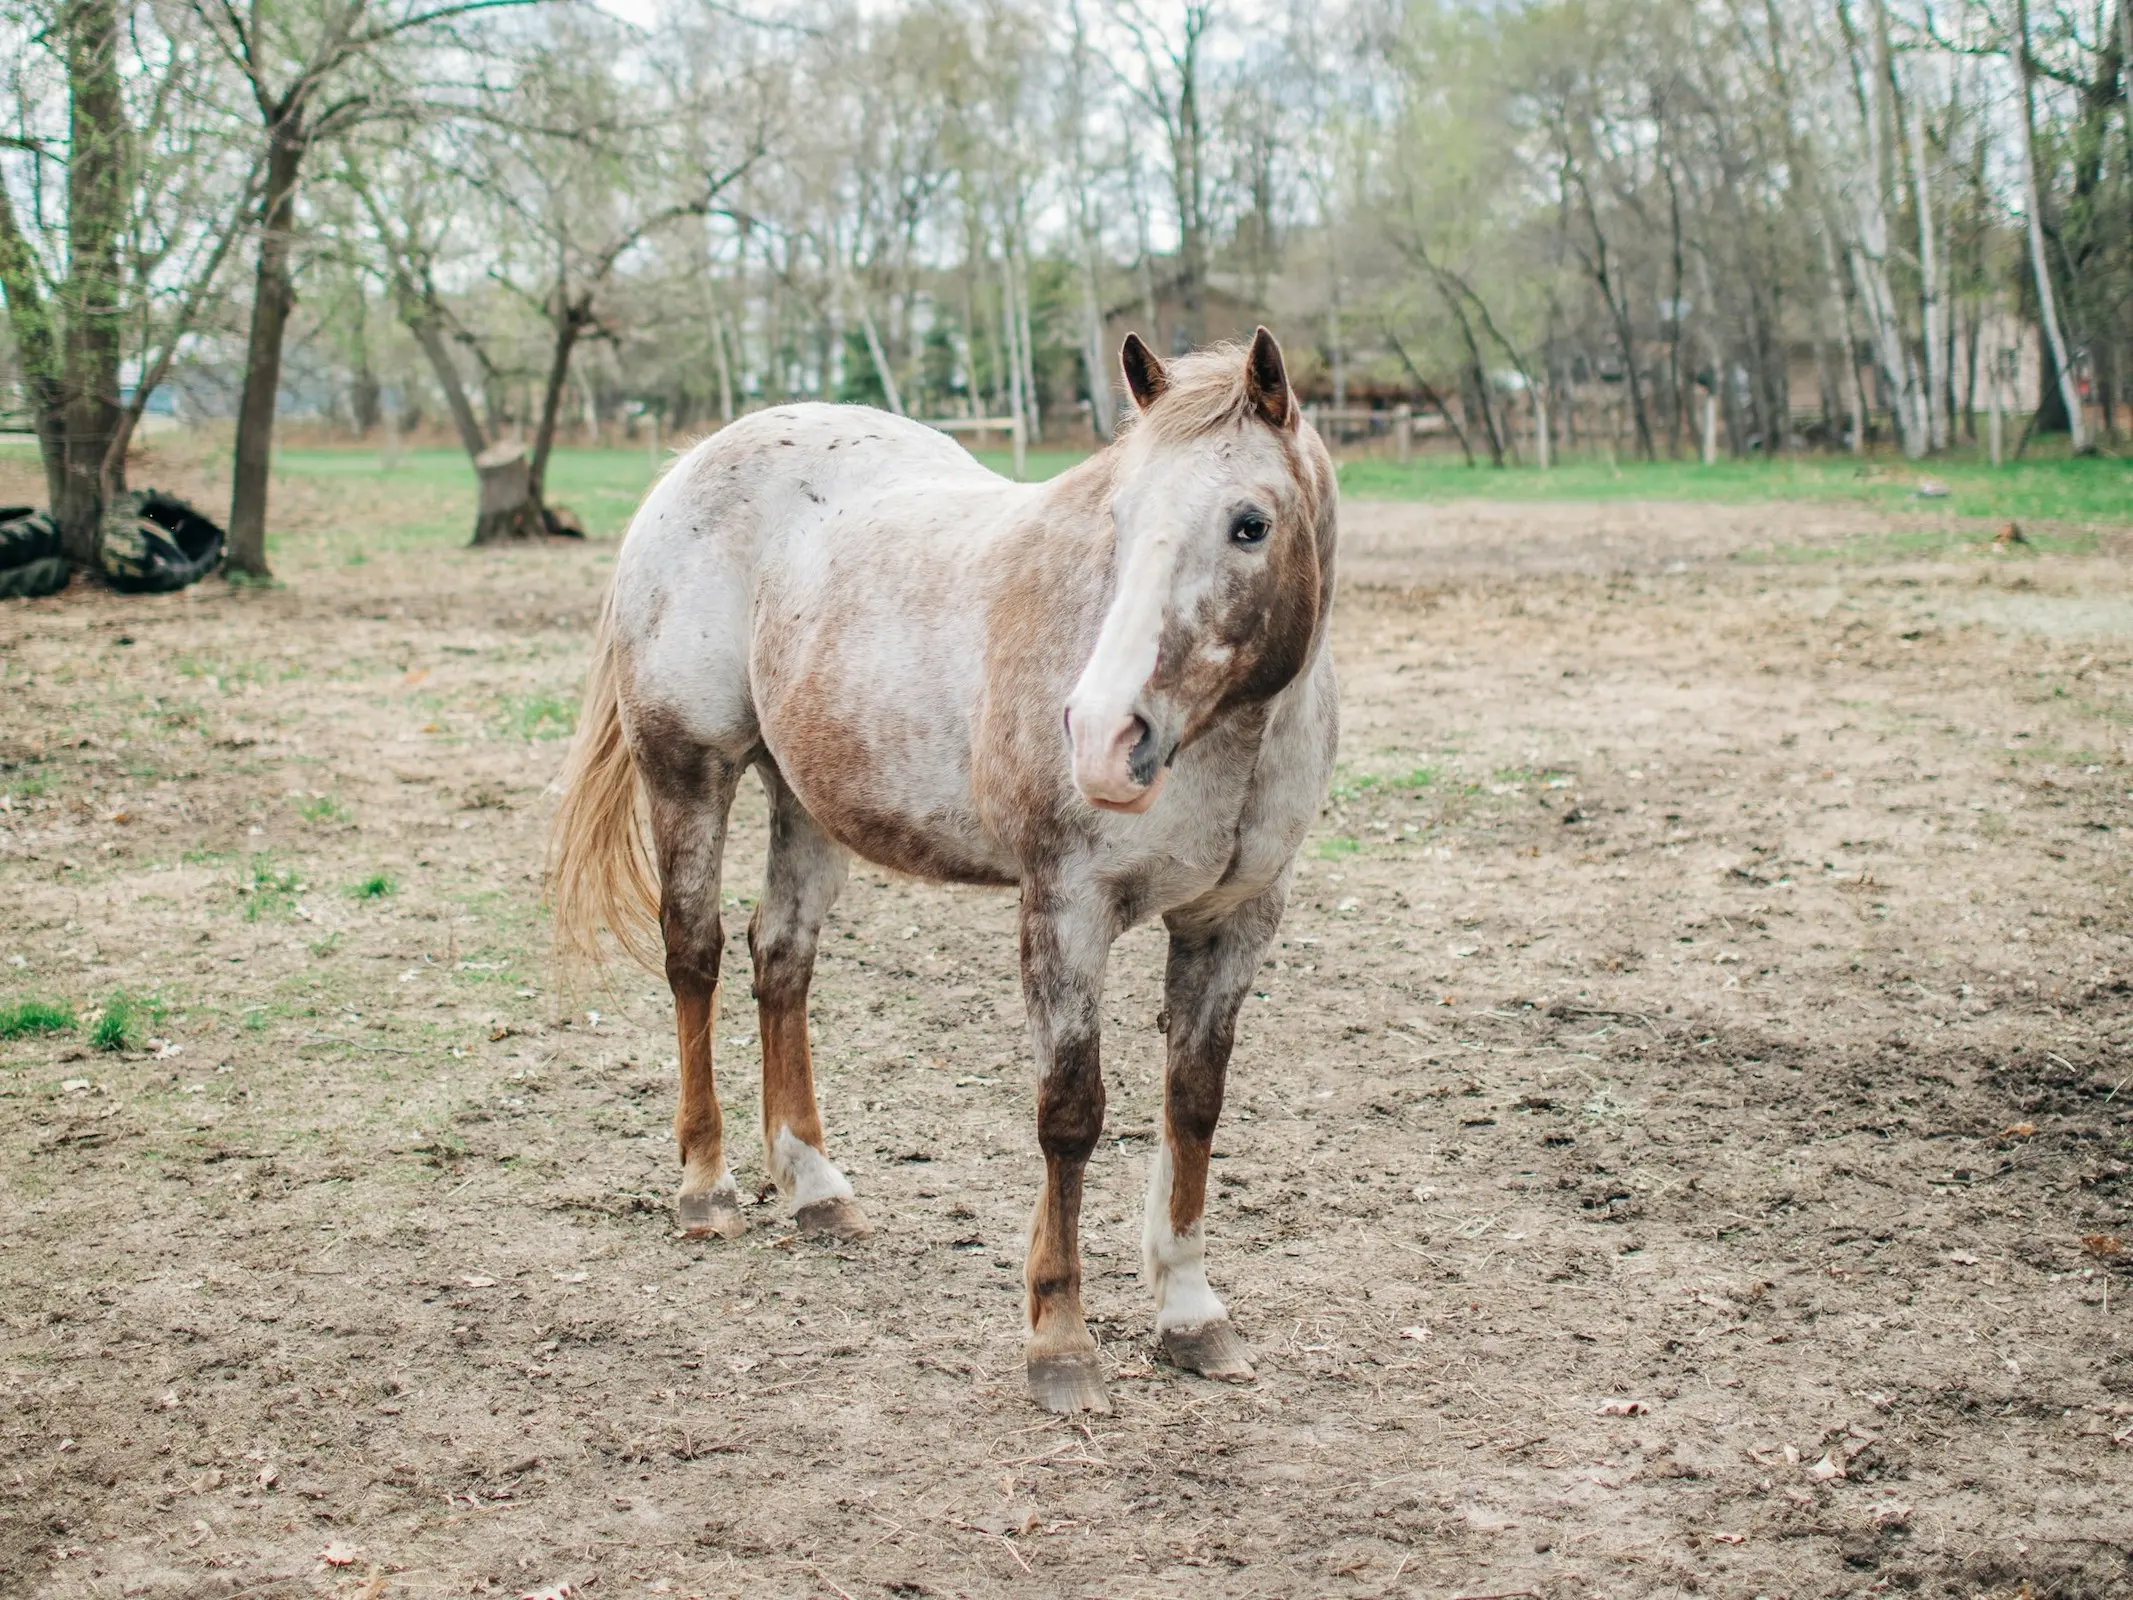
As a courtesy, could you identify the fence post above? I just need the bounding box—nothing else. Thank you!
[1701,393,1719,465]
[1988,378,2003,467]
[1395,406,1412,463]
[1011,414,1026,483]
[1534,393,1551,470]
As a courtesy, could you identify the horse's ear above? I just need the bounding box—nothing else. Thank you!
[1120,332,1169,412]
[1244,326,1295,431]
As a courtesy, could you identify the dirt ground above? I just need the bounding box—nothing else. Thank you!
[2,456,2130,1600]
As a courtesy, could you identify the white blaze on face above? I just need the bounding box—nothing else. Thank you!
[770,1127,854,1210]
[1142,1140,1228,1334]
[1064,442,1241,808]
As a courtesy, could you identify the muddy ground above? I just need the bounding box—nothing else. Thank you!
[2,456,2130,1600]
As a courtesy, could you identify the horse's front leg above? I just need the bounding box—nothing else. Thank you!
[1018,884,1116,1414]
[1145,883,1286,1380]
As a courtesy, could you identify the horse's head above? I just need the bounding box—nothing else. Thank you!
[1064,327,1335,814]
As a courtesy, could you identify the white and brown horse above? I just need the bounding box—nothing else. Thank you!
[548,329,1339,1412]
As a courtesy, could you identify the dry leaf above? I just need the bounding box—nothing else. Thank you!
[2003,1122,2035,1138]
[519,1584,572,1600]
[461,1275,498,1289]
[1782,1443,1800,1465]
[1944,1251,1980,1266]
[320,1541,361,1567]
[1711,1532,1745,1545]
[2084,1234,2123,1258]
[1397,1325,1428,1342]
[1809,1454,1845,1482]
[1596,1398,1648,1416]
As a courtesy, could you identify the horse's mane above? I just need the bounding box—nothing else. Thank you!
[1126,342,1262,447]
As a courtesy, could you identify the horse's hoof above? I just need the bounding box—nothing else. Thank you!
[1160,1320,1256,1381]
[1028,1353,1113,1414]
[793,1196,873,1240]
[678,1189,746,1240]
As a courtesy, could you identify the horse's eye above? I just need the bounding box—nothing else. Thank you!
[1229,510,1270,547]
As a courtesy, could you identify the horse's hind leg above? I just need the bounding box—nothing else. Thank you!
[750,762,868,1239]
[1144,884,1286,1381]
[644,742,746,1239]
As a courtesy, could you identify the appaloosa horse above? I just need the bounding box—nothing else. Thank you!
[548,329,1339,1412]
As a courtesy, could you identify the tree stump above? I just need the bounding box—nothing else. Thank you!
[472,442,544,545]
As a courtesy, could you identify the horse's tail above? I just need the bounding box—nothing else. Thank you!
[547,603,663,972]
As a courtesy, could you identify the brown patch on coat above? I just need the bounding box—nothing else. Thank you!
[768,666,1016,886]
[972,496,1115,863]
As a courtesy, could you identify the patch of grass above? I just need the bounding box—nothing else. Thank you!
[500,693,576,740]
[965,447,1089,483]
[8,776,47,800]
[0,999,76,1039]
[91,991,159,1053]
[242,855,302,921]
[1332,766,1437,803]
[348,871,397,900]
[1337,447,2133,530]
[292,792,351,825]
[174,653,270,687]
[1315,836,1362,859]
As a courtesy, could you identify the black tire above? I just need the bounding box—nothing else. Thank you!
[99,489,224,593]
[0,508,66,598]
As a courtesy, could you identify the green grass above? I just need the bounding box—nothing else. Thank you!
[91,991,155,1053]
[256,439,1089,560]
[1337,447,2133,528]
[966,448,1088,483]
[242,855,301,921]
[292,793,351,825]
[499,692,576,740]
[348,872,396,900]
[0,999,76,1039]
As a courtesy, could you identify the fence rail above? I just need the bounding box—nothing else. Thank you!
[923,414,1026,480]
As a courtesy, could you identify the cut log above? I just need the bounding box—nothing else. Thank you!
[472,442,544,545]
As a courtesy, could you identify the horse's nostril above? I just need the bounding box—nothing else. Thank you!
[1124,717,1159,787]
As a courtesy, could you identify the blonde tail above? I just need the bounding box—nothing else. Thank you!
[546,607,663,972]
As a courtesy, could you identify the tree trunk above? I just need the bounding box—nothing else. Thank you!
[1080,244,1112,442]
[225,118,307,579]
[0,165,70,527]
[406,309,489,460]
[56,0,126,566]
[1908,96,1948,451]
[1014,243,1040,442]
[2014,0,2087,448]
[530,293,586,504]
[472,443,543,544]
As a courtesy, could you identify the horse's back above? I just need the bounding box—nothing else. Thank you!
[612,405,1039,881]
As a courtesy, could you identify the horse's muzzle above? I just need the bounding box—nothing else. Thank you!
[1064,705,1172,814]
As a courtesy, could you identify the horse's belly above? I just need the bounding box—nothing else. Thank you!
[778,734,1018,887]
[754,594,1017,888]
